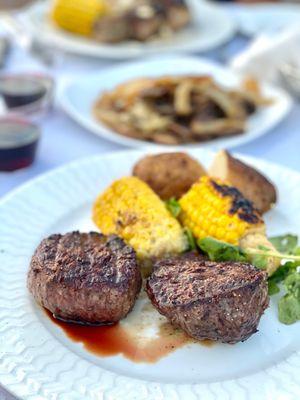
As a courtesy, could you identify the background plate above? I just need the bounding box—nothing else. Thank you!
[19,0,235,59]
[0,149,300,399]
[59,56,292,150]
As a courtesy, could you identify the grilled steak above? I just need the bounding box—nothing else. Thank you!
[28,231,142,325]
[146,258,269,343]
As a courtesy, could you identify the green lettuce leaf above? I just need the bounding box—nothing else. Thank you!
[294,247,300,256]
[269,234,298,254]
[198,237,270,269]
[250,254,268,270]
[278,293,300,324]
[165,198,181,218]
[183,227,196,251]
[284,271,300,298]
[269,261,299,285]
[197,237,247,262]
[268,280,280,295]
[278,271,300,324]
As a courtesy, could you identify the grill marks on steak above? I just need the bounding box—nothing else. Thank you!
[28,232,142,325]
[28,232,269,344]
[146,259,269,343]
[51,233,129,288]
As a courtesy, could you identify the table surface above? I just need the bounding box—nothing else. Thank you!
[1,29,300,400]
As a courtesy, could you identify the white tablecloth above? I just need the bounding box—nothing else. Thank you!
[0,36,300,400]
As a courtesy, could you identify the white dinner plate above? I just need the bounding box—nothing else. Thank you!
[0,148,300,399]
[19,0,235,59]
[59,55,292,150]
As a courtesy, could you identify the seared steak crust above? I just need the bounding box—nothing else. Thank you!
[146,258,269,343]
[28,231,142,325]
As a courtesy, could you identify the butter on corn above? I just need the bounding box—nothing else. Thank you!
[51,0,108,36]
[92,176,187,260]
[179,176,280,275]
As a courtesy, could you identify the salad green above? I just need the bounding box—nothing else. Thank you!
[183,227,197,251]
[269,234,298,254]
[198,235,300,325]
[165,197,181,218]
[198,237,247,263]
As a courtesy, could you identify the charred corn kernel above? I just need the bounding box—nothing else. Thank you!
[179,176,263,245]
[51,0,107,36]
[179,176,280,275]
[93,177,187,260]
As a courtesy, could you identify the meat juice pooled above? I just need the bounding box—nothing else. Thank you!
[46,296,214,364]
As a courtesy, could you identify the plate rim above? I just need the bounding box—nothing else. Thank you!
[1,146,300,206]
[1,148,300,400]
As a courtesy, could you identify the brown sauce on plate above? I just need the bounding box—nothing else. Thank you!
[46,309,214,363]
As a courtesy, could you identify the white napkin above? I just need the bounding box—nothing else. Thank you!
[230,26,300,84]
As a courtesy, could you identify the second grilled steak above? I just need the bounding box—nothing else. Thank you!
[28,232,142,325]
[146,258,269,343]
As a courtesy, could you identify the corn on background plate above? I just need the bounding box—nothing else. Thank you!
[19,0,235,59]
[0,149,300,400]
[59,56,292,151]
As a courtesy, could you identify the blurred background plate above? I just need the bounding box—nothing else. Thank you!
[59,55,292,150]
[19,0,235,59]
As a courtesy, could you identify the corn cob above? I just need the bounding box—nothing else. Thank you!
[179,176,280,275]
[92,177,187,261]
[51,0,107,36]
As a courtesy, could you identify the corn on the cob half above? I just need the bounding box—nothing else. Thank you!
[179,176,280,275]
[51,0,107,36]
[92,176,188,261]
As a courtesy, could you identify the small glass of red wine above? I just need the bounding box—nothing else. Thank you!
[0,73,54,118]
[0,118,40,171]
[0,73,54,171]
